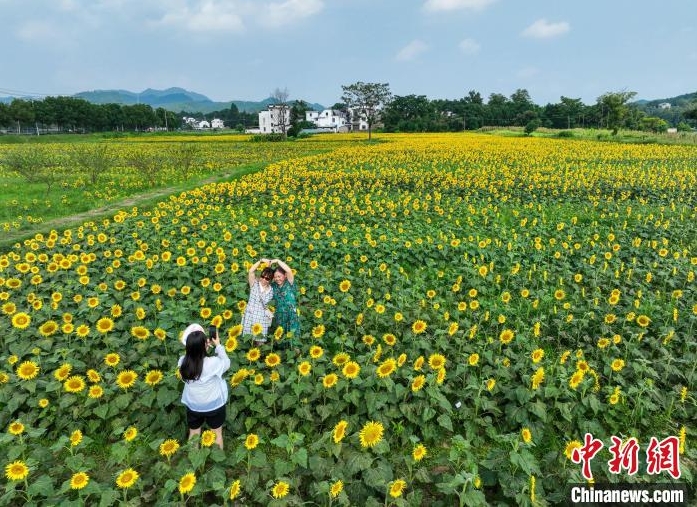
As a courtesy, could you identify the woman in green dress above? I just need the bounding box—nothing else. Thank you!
[270,259,301,346]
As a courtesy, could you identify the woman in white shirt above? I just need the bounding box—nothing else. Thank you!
[178,324,231,449]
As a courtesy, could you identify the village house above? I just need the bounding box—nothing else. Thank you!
[258,105,291,134]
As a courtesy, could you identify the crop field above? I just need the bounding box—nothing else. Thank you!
[0,133,696,505]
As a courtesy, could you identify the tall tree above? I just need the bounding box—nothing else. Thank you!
[341,82,392,140]
[597,91,637,134]
[271,87,290,137]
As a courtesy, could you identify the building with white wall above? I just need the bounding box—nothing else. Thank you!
[258,105,291,134]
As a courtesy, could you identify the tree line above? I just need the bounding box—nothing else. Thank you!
[1,87,695,136]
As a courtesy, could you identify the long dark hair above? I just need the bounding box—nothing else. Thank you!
[179,330,207,381]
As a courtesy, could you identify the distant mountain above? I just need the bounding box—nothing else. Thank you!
[71,88,325,114]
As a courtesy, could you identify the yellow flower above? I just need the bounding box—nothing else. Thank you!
[531,348,545,363]
[333,420,348,443]
[96,317,114,334]
[413,443,427,461]
[245,433,259,450]
[38,398,49,408]
[298,361,311,376]
[468,353,479,366]
[86,369,101,383]
[499,329,515,344]
[309,345,324,359]
[323,373,338,388]
[104,353,120,367]
[8,421,25,436]
[116,370,138,389]
[225,336,238,352]
[145,370,163,386]
[178,472,196,495]
[251,323,263,336]
[159,439,180,457]
[389,479,407,498]
[610,359,625,372]
[116,468,139,489]
[359,421,384,448]
[382,333,397,346]
[333,352,350,366]
[54,363,72,381]
[412,375,426,392]
[330,480,343,498]
[16,360,40,380]
[362,334,375,346]
[412,320,427,334]
[376,358,397,378]
[130,326,150,340]
[428,353,446,370]
[39,320,59,337]
[521,427,532,444]
[569,370,585,390]
[486,378,496,391]
[5,460,29,481]
[88,385,103,399]
[531,367,545,390]
[70,472,89,490]
[413,356,424,370]
[636,314,650,327]
[11,312,31,330]
[75,324,90,338]
[565,440,582,459]
[342,361,360,379]
[265,353,281,368]
[70,429,83,447]
[272,481,290,499]
[64,375,86,393]
[339,279,351,292]
[229,479,242,500]
[436,367,446,384]
[200,430,216,447]
[246,348,261,362]
[123,426,138,442]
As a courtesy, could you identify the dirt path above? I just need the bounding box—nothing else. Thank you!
[1,169,241,250]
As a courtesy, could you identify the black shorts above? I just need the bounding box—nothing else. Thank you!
[186,405,226,430]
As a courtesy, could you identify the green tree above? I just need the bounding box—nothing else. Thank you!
[9,99,35,133]
[68,144,116,186]
[341,82,392,140]
[596,91,637,135]
[382,95,436,132]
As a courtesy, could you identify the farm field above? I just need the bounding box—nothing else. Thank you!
[0,133,696,505]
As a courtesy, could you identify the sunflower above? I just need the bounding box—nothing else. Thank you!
[70,471,89,490]
[330,480,343,498]
[610,359,625,372]
[245,433,259,450]
[104,353,120,367]
[411,320,427,334]
[70,429,83,447]
[274,326,284,340]
[382,333,397,346]
[333,420,348,443]
[413,356,425,371]
[339,280,351,292]
[96,317,115,334]
[131,326,150,340]
[264,353,281,368]
[531,349,545,363]
[359,421,384,448]
[413,443,427,461]
[8,421,24,436]
[531,367,545,390]
[11,312,31,330]
[332,352,350,366]
[75,324,90,338]
[246,348,261,362]
[569,370,585,390]
[225,337,238,352]
[428,353,446,370]
[342,361,360,379]
[54,363,72,381]
[39,320,59,337]
[5,460,29,481]
[311,324,325,339]
[64,375,86,393]
[554,289,566,301]
[254,373,264,385]
[38,398,49,408]
[389,479,407,498]
[145,370,163,386]
[468,353,479,366]
[250,323,263,336]
[159,439,180,458]
[200,430,216,447]
[230,369,250,387]
[436,367,446,384]
[123,426,138,442]
[499,329,515,344]
[636,315,650,327]
[362,334,375,346]
[309,345,324,359]
[1,302,16,315]
[298,361,312,376]
[86,369,101,383]
[323,373,338,389]
[376,358,397,378]
[272,481,289,499]
[565,440,582,460]
[229,479,242,500]
[116,468,139,489]
[411,375,426,392]
[521,427,532,444]
[116,370,138,389]
[16,361,39,380]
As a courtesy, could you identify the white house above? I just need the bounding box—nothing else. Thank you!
[258,105,291,134]
[211,118,225,129]
[348,108,371,131]
[196,120,210,129]
[306,109,349,132]
[658,102,672,109]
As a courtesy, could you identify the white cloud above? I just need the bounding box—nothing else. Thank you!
[396,39,428,62]
[458,38,480,55]
[157,1,245,32]
[423,0,497,13]
[521,18,570,39]
[260,0,324,28]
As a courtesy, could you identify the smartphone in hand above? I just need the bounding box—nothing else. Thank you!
[208,325,218,341]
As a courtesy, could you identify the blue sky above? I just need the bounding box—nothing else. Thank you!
[1,0,695,106]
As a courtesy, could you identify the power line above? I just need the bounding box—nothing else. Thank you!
[0,86,72,98]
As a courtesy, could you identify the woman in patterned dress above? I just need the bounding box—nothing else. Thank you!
[241,258,275,344]
[270,259,301,347]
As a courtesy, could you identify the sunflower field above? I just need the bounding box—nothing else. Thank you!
[1,133,696,506]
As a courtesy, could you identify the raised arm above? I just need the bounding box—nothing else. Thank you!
[273,259,294,285]
[247,259,264,287]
